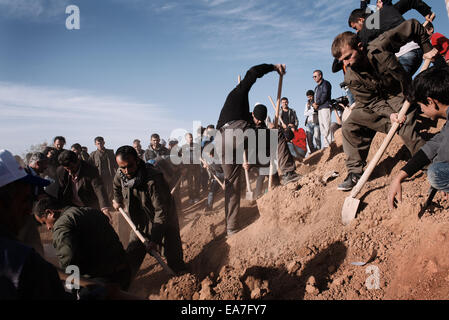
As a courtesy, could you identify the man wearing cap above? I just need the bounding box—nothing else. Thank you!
[57,150,112,221]
[216,63,301,237]
[0,149,70,299]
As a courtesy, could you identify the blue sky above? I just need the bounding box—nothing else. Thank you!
[1,0,448,156]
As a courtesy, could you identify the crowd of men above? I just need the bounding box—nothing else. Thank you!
[2,0,449,300]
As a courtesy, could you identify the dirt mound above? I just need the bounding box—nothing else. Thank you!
[125,121,448,300]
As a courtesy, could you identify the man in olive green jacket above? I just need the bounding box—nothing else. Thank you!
[33,197,131,290]
[112,146,186,277]
[331,19,438,191]
[89,137,118,201]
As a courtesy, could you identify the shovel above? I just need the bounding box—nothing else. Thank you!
[118,208,176,276]
[341,59,431,225]
[418,187,438,218]
[199,158,225,190]
[243,151,255,201]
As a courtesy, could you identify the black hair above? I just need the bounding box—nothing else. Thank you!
[115,145,138,161]
[348,8,369,28]
[58,150,78,166]
[424,22,434,31]
[151,133,160,140]
[207,124,215,129]
[94,136,104,143]
[133,139,141,144]
[33,197,63,218]
[313,70,323,76]
[410,66,449,107]
[71,143,82,151]
[281,97,288,102]
[53,136,66,143]
[306,90,315,96]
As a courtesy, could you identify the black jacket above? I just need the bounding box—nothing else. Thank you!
[217,64,275,129]
[359,0,431,47]
[57,160,110,210]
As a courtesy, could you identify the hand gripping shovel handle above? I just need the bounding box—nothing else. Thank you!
[199,158,225,190]
[118,208,176,276]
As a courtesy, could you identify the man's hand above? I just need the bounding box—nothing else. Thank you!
[112,199,122,211]
[388,171,408,210]
[423,48,438,61]
[312,103,319,110]
[101,208,112,222]
[145,241,161,254]
[282,123,287,129]
[242,161,250,172]
[274,64,286,76]
[425,13,435,24]
[390,113,406,125]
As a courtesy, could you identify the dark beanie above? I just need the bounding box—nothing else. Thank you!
[253,104,267,121]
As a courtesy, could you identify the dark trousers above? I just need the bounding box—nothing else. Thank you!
[219,120,295,233]
[185,164,201,200]
[126,212,185,278]
[342,95,425,175]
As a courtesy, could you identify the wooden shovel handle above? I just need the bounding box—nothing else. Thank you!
[350,59,431,198]
[243,151,252,193]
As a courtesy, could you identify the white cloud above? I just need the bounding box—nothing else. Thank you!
[0,82,192,156]
[0,0,71,21]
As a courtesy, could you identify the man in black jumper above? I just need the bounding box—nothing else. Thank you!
[216,63,300,237]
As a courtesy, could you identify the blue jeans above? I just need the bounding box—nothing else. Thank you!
[427,162,449,193]
[398,48,423,77]
[287,143,306,158]
[305,122,321,153]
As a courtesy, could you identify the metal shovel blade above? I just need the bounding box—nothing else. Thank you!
[342,196,360,225]
[246,190,255,201]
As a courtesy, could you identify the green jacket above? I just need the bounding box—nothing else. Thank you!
[89,148,118,182]
[113,161,177,245]
[52,206,128,278]
[344,19,433,117]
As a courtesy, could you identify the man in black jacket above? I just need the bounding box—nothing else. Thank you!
[216,63,300,237]
[348,0,433,75]
[57,150,112,221]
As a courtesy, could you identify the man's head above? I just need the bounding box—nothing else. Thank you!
[332,31,364,69]
[0,150,50,235]
[133,139,142,152]
[313,70,323,84]
[168,139,178,150]
[150,133,161,149]
[81,146,88,153]
[58,150,80,176]
[348,9,367,32]
[306,90,314,101]
[53,136,66,151]
[424,22,434,36]
[252,104,267,126]
[71,143,82,155]
[94,136,105,151]
[115,146,139,179]
[33,197,63,231]
[410,67,449,120]
[43,147,57,160]
[185,133,193,145]
[28,152,48,174]
[281,97,289,110]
